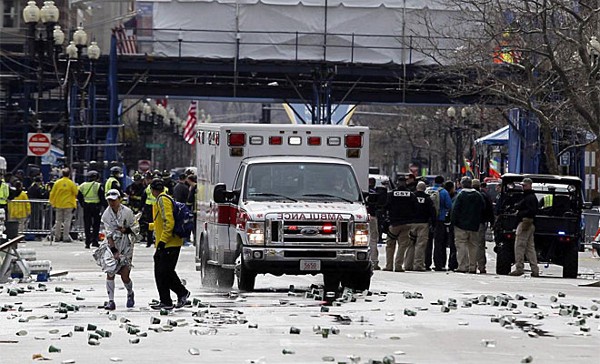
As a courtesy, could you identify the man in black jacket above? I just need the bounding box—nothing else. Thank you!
[406,181,436,271]
[451,177,485,273]
[509,178,540,277]
[383,176,417,272]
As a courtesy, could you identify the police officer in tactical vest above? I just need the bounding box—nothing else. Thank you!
[105,166,122,194]
[78,170,105,248]
[383,175,417,272]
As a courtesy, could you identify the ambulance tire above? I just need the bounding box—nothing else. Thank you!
[217,268,235,288]
[344,271,371,292]
[238,259,256,291]
[323,273,341,294]
[200,242,217,287]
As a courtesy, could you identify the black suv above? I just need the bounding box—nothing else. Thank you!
[494,174,590,278]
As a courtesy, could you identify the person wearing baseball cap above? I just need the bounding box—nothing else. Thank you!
[149,178,190,310]
[509,178,540,277]
[99,188,138,310]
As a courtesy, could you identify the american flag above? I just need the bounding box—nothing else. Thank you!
[112,24,137,55]
[183,101,198,145]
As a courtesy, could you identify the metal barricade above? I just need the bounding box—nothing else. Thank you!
[6,199,87,241]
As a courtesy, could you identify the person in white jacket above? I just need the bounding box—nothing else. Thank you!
[98,189,139,310]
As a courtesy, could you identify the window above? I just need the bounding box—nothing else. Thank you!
[2,1,17,28]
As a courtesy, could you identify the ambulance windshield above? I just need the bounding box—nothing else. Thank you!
[244,162,361,202]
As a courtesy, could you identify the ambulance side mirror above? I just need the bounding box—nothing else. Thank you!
[364,187,387,206]
[213,183,228,203]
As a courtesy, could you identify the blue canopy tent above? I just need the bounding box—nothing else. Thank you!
[474,125,509,145]
[474,125,510,178]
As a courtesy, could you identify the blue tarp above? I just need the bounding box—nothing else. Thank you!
[474,125,509,145]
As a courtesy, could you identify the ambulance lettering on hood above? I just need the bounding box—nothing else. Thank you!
[276,212,347,220]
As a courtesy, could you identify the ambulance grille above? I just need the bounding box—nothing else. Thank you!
[269,220,349,244]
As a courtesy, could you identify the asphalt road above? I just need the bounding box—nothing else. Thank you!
[1,240,599,364]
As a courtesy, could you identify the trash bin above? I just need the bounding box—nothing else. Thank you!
[4,220,19,240]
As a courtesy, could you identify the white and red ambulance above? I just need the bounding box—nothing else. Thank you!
[194,124,372,291]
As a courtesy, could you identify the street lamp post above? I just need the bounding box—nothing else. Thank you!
[22,0,63,127]
[446,106,462,181]
[23,1,101,174]
[64,24,101,168]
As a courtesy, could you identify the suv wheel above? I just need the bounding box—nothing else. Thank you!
[496,243,512,275]
[562,244,579,278]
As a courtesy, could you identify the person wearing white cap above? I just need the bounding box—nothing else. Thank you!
[99,189,139,310]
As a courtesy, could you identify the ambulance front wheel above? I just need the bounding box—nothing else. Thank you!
[217,268,235,288]
[237,258,256,291]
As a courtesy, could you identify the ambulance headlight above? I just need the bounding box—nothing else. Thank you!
[353,222,369,246]
[246,221,265,245]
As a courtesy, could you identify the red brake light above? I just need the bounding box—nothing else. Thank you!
[237,211,249,230]
[308,136,321,146]
[345,134,362,148]
[269,136,283,145]
[229,133,246,146]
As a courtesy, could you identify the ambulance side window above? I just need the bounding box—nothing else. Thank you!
[233,166,245,191]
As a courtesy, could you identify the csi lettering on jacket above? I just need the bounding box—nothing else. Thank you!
[386,187,417,226]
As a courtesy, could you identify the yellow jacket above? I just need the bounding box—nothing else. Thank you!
[151,192,183,248]
[49,177,78,209]
[8,191,31,219]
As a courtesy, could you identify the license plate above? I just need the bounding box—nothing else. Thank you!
[300,260,321,271]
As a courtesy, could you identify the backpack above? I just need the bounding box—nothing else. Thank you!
[160,195,195,240]
[425,187,441,216]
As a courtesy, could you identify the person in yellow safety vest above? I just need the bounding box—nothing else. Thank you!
[105,166,122,194]
[49,168,78,243]
[542,194,553,207]
[0,174,10,216]
[78,170,105,249]
[7,180,30,234]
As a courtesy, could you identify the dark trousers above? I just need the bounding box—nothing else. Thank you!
[433,222,459,270]
[447,225,458,270]
[141,205,154,245]
[153,246,187,305]
[83,204,101,246]
[425,226,434,269]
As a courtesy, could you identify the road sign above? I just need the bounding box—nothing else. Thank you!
[138,159,152,172]
[559,152,570,166]
[145,143,165,149]
[27,133,51,157]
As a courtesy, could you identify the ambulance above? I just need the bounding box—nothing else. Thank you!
[194,124,372,291]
